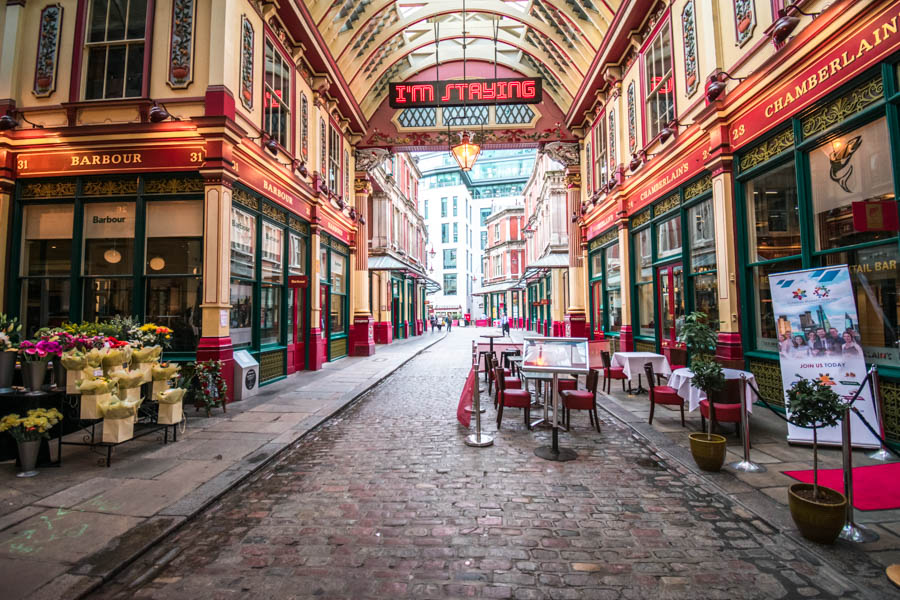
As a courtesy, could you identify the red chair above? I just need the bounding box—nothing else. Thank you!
[488,355,520,409]
[495,366,531,430]
[600,351,628,394]
[643,363,685,427]
[700,378,743,437]
[668,347,687,372]
[557,378,577,393]
[561,369,601,433]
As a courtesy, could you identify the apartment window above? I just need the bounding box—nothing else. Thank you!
[424,199,429,219]
[443,249,456,269]
[84,0,148,99]
[441,197,448,217]
[494,258,502,277]
[480,207,491,226]
[481,231,487,249]
[443,274,457,295]
[453,223,458,242]
[263,39,291,148]
[595,115,607,189]
[453,197,458,216]
[328,125,340,194]
[441,223,449,243]
[645,23,675,141]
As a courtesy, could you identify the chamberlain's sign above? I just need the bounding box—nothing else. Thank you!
[388,78,542,108]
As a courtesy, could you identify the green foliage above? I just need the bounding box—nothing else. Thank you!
[0,313,23,346]
[184,360,228,416]
[61,321,120,337]
[690,355,725,396]
[677,312,718,355]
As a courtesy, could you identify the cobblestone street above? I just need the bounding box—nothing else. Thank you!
[92,329,892,599]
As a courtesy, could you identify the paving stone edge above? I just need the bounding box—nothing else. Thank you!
[64,332,449,600]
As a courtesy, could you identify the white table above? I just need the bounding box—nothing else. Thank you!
[611,352,671,393]
[667,367,757,412]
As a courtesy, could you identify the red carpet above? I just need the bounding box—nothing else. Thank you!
[784,463,900,511]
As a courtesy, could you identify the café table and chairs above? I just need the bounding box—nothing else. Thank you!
[643,363,685,427]
[560,369,601,433]
[494,365,533,430]
[667,367,757,435]
[611,351,671,394]
[599,351,628,393]
[478,331,504,384]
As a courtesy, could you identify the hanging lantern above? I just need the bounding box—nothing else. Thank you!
[450,131,481,172]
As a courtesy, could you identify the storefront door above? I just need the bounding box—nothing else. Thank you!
[657,264,685,350]
[319,284,330,361]
[291,286,306,369]
[591,280,603,338]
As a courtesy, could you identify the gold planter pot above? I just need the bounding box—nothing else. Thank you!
[788,483,847,545]
[688,432,727,472]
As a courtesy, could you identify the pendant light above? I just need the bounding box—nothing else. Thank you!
[448,0,481,172]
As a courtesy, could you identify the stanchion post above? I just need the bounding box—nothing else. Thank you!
[729,374,765,473]
[466,344,493,448]
[839,406,878,543]
[866,366,894,462]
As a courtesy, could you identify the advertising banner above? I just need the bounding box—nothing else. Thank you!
[768,265,879,447]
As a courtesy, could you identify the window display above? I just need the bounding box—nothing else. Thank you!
[83,202,135,322]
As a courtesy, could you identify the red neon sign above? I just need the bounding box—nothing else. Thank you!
[389,78,543,108]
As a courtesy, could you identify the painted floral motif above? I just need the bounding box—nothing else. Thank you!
[627,82,636,153]
[734,0,756,47]
[33,5,62,97]
[320,118,327,176]
[301,94,309,161]
[240,16,254,110]
[362,122,566,148]
[168,0,195,88]
[608,109,616,174]
[682,1,698,96]
[585,142,592,193]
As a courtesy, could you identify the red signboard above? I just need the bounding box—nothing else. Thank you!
[852,200,900,232]
[317,216,352,245]
[586,209,618,241]
[626,145,707,215]
[288,275,308,288]
[15,145,206,177]
[730,3,900,151]
[234,157,312,220]
[389,78,542,108]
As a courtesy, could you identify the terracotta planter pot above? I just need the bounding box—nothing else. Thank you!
[689,432,727,472]
[739,17,751,33]
[36,76,52,89]
[172,65,188,79]
[788,483,847,544]
[0,350,15,391]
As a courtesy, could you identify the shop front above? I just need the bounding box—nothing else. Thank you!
[526,274,551,335]
[317,234,351,362]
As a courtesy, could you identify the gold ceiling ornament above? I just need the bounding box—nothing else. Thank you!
[738,128,795,172]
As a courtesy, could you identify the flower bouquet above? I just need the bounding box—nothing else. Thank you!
[18,339,60,392]
[77,376,115,419]
[0,408,63,477]
[100,397,143,443]
[128,322,174,349]
[60,349,95,394]
[151,362,180,397]
[131,345,162,383]
[108,367,144,402]
[155,387,186,425]
[100,342,131,375]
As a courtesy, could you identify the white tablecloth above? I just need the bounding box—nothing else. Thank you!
[667,367,757,412]
[611,352,671,382]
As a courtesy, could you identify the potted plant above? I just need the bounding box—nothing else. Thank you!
[186,360,228,417]
[0,408,63,477]
[678,312,728,471]
[18,338,61,394]
[0,313,22,392]
[785,378,848,544]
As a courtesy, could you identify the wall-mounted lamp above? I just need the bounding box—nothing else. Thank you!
[772,3,822,45]
[0,110,44,130]
[658,119,694,144]
[148,103,179,123]
[629,150,659,173]
[706,71,746,103]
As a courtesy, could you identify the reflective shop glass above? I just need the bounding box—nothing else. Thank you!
[636,283,654,337]
[230,280,253,347]
[746,162,800,262]
[289,233,306,275]
[82,202,134,322]
[22,205,73,276]
[146,278,201,351]
[604,243,621,332]
[230,208,256,279]
[752,259,802,352]
[656,216,681,259]
[331,253,346,295]
[22,279,70,336]
[823,244,899,367]
[634,228,652,282]
[692,272,719,330]
[688,199,715,271]
[146,200,203,275]
[260,285,281,345]
[261,222,283,284]
[810,117,896,251]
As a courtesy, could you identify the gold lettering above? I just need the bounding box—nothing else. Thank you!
[829,58,842,75]
[883,17,898,38]
[71,157,79,166]
[112,154,121,164]
[842,51,855,67]
[794,80,809,98]
[784,90,795,106]
[102,155,110,164]
[818,66,829,84]
[857,37,872,58]
[774,97,784,113]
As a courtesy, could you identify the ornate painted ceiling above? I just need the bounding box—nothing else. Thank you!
[303,0,622,119]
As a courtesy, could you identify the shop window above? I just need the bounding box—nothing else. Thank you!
[810,118,895,251]
[328,125,341,194]
[263,39,291,149]
[21,205,74,335]
[687,198,718,329]
[261,222,283,284]
[751,259,802,352]
[260,285,281,346]
[746,162,800,262]
[259,221,283,346]
[633,228,654,337]
[443,249,456,269]
[605,243,622,332]
[83,202,135,322]
[145,200,203,352]
[84,0,147,99]
[230,207,256,347]
[656,216,681,258]
[644,23,675,141]
[329,251,346,333]
[444,274,457,295]
[289,233,306,275]
[594,114,607,189]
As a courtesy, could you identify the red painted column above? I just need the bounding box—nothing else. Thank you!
[349,176,375,356]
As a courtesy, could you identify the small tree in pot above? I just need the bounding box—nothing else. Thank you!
[785,378,848,544]
[678,312,727,471]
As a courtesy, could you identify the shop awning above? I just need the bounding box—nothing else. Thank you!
[368,255,411,271]
[422,277,441,294]
[519,251,570,282]
[473,281,517,296]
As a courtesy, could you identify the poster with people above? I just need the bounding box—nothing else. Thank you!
[768,265,880,447]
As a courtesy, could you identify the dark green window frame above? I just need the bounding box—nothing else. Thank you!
[319,233,350,359]
[587,228,621,337]
[736,63,900,377]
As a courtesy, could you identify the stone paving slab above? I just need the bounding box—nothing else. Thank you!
[0,331,447,599]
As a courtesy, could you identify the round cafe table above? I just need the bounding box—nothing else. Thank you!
[667,367,757,412]
[480,332,503,355]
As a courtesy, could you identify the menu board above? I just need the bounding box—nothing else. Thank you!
[521,337,589,373]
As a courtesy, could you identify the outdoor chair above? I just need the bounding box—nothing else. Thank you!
[561,369,601,433]
[600,351,627,394]
[661,347,687,384]
[644,362,685,427]
[487,354,520,409]
[700,378,743,438]
[494,366,532,430]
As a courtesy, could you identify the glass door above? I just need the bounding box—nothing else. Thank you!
[657,264,685,350]
[319,284,330,361]
[591,280,603,337]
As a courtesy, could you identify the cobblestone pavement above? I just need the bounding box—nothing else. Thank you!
[92,329,892,599]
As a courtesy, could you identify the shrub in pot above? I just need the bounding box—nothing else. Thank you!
[678,312,728,471]
[785,378,848,544]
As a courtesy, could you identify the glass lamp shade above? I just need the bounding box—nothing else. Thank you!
[450,133,481,171]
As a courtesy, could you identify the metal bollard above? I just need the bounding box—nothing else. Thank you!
[467,340,485,414]
[466,346,493,448]
[839,406,878,543]
[866,366,894,462]
[729,374,765,473]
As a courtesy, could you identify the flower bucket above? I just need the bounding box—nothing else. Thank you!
[157,401,183,425]
[51,359,65,390]
[16,439,41,477]
[22,361,47,394]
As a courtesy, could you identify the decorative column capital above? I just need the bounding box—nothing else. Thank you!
[542,141,580,167]
[354,148,389,172]
[354,177,373,195]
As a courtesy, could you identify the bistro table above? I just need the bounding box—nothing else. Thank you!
[667,367,757,412]
[611,351,671,394]
[480,332,503,355]
[519,368,555,429]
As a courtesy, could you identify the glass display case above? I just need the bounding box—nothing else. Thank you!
[521,336,589,374]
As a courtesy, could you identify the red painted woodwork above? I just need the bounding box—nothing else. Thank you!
[373,321,393,345]
[196,336,235,403]
[565,312,588,338]
[350,315,376,356]
[619,325,634,352]
[552,321,565,337]
[15,146,206,178]
[415,320,424,336]
[205,85,236,119]
[716,331,745,369]
[308,329,326,370]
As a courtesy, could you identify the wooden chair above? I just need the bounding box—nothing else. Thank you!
[700,378,743,438]
[668,347,687,372]
[495,366,531,430]
[561,369,601,432]
[488,354,521,409]
[600,351,628,394]
[644,362,685,427]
